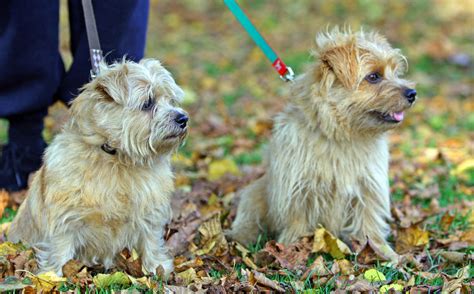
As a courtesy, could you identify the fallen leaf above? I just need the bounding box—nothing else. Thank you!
[441,265,469,293]
[192,214,228,256]
[331,259,355,276]
[460,229,474,244]
[127,275,154,289]
[61,259,84,279]
[396,225,430,253]
[356,239,390,264]
[175,268,198,285]
[440,212,455,231]
[29,271,67,292]
[252,270,285,292]
[92,272,130,289]
[208,158,240,181]
[115,248,144,277]
[363,269,386,282]
[345,279,376,291]
[263,239,312,271]
[0,190,9,217]
[174,257,204,272]
[166,219,201,256]
[243,256,259,270]
[165,285,205,294]
[0,242,24,257]
[380,283,404,293]
[440,251,466,263]
[10,249,34,274]
[312,227,352,259]
[301,255,331,280]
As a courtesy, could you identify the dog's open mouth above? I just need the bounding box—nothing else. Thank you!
[373,111,405,123]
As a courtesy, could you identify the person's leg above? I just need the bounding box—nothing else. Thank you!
[57,0,149,103]
[0,0,63,191]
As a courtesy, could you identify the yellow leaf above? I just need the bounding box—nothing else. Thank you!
[92,272,130,289]
[451,158,474,176]
[131,248,139,261]
[127,274,152,288]
[0,241,24,256]
[0,190,9,217]
[312,227,352,259]
[364,268,386,282]
[312,228,327,253]
[396,225,430,253]
[208,158,240,181]
[175,268,197,285]
[29,271,67,291]
[380,283,404,293]
[192,214,228,256]
[335,259,355,275]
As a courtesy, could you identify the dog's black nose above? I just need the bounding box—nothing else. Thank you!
[404,88,417,103]
[174,113,188,129]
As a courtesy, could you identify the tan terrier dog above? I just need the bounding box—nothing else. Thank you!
[229,29,416,255]
[8,59,188,276]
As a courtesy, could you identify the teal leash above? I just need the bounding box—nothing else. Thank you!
[224,0,295,82]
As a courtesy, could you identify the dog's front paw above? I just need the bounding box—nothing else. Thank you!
[143,256,174,278]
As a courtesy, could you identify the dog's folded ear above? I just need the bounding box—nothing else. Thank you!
[94,63,129,103]
[315,32,360,91]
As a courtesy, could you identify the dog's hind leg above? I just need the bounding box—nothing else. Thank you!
[7,169,45,244]
[227,176,269,246]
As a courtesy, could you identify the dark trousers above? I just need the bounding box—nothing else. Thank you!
[0,0,149,142]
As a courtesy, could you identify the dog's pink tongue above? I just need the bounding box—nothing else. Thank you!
[393,111,404,121]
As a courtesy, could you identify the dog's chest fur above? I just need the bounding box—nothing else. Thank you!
[36,133,174,260]
[266,108,390,236]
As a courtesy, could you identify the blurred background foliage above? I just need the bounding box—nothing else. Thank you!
[0,1,472,291]
[1,0,473,198]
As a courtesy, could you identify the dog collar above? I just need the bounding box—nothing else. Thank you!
[101,143,116,155]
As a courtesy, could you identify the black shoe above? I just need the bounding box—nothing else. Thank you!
[0,141,45,191]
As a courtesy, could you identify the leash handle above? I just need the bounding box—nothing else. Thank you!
[82,0,103,78]
[224,0,295,82]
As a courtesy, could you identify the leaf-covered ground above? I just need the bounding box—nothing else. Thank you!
[0,0,473,292]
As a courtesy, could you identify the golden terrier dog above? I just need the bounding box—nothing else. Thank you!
[229,29,416,255]
[8,59,188,276]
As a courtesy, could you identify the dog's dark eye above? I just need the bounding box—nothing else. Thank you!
[141,97,155,111]
[365,72,383,84]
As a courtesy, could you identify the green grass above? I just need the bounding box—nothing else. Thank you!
[247,233,270,254]
[425,210,472,234]
[0,208,17,225]
[438,174,470,207]
[233,263,248,282]
[0,119,8,145]
[209,268,224,279]
[234,147,263,165]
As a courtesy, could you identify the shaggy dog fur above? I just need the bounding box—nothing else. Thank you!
[229,29,416,255]
[8,59,187,276]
